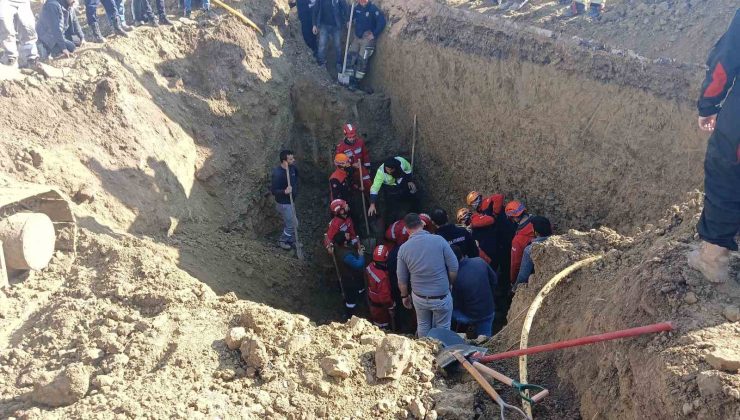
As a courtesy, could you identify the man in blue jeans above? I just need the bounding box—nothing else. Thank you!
[450,245,497,337]
[182,0,209,18]
[271,150,299,250]
[312,0,348,72]
[397,213,459,338]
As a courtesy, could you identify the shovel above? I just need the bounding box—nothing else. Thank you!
[356,158,376,253]
[285,166,304,260]
[338,2,356,85]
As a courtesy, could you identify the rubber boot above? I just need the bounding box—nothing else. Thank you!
[113,17,130,37]
[687,241,731,283]
[90,23,107,43]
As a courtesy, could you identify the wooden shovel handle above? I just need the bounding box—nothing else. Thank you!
[531,390,549,403]
[472,361,514,386]
[452,352,503,404]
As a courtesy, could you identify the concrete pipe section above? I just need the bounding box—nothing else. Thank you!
[0,212,56,271]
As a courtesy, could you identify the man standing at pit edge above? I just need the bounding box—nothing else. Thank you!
[397,213,458,338]
[271,150,299,251]
[688,10,740,284]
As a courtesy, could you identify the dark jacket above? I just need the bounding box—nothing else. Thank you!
[436,223,479,259]
[36,0,84,49]
[271,165,298,205]
[312,0,348,29]
[698,10,740,162]
[452,257,497,320]
[352,1,386,38]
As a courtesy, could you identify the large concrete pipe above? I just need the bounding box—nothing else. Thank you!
[0,212,56,270]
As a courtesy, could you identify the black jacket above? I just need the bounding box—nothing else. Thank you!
[698,10,740,161]
[436,224,479,259]
[36,0,84,50]
[312,0,348,29]
[271,165,298,205]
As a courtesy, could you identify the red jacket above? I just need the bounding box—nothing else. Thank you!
[325,216,358,248]
[350,165,372,193]
[329,168,350,202]
[365,263,393,306]
[477,194,505,217]
[336,137,371,168]
[510,219,536,284]
[385,219,409,245]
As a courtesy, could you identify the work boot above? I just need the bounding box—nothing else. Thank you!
[90,23,107,43]
[687,241,731,284]
[159,14,173,25]
[113,18,129,37]
[278,241,292,251]
[4,56,18,68]
[148,16,160,27]
[564,1,586,17]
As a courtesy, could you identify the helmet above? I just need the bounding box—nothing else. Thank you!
[505,200,526,217]
[330,199,349,215]
[372,244,389,263]
[343,123,357,140]
[456,208,472,225]
[419,213,432,227]
[466,191,482,207]
[334,153,350,167]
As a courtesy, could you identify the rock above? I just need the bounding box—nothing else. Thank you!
[320,355,351,379]
[347,316,372,337]
[696,371,723,397]
[426,410,438,420]
[27,149,43,168]
[682,402,693,415]
[704,348,740,372]
[225,327,247,350]
[683,292,698,304]
[284,334,311,354]
[85,348,104,360]
[73,184,97,204]
[722,306,740,322]
[376,399,392,413]
[408,398,426,419]
[240,335,269,370]
[419,369,434,383]
[433,389,475,419]
[93,375,115,388]
[30,363,90,407]
[375,335,412,380]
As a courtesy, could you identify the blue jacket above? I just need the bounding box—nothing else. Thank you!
[36,0,84,50]
[312,0,348,29]
[698,10,740,161]
[515,236,548,285]
[452,257,497,320]
[353,2,386,38]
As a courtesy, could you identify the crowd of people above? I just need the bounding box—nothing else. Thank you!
[270,124,553,338]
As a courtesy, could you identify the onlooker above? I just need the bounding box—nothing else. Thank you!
[432,208,479,259]
[397,213,458,337]
[289,0,317,55]
[271,149,299,251]
[312,0,348,72]
[111,0,133,32]
[347,0,385,89]
[450,245,497,337]
[132,0,172,26]
[329,230,366,319]
[183,0,209,18]
[36,0,84,60]
[0,0,39,67]
[514,216,552,288]
[84,0,128,41]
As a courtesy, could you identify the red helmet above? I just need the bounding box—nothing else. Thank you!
[373,244,389,263]
[419,213,432,227]
[343,123,357,140]
[505,200,526,217]
[330,199,349,215]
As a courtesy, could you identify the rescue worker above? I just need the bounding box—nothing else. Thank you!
[312,0,348,73]
[329,153,352,202]
[347,0,386,90]
[385,217,409,247]
[289,0,317,55]
[368,156,418,226]
[688,10,740,284]
[335,123,371,171]
[514,216,552,290]
[325,198,359,251]
[466,191,516,280]
[506,200,536,285]
[0,0,39,67]
[456,207,497,266]
[450,245,497,337]
[565,0,604,18]
[36,0,84,60]
[329,230,366,319]
[431,208,479,259]
[365,244,395,329]
[271,150,299,250]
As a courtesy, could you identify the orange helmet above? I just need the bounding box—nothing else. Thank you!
[456,208,472,225]
[373,244,390,263]
[466,191,483,207]
[343,123,357,140]
[330,199,349,215]
[334,153,350,167]
[505,200,526,217]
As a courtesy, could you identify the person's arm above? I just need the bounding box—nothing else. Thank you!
[372,4,386,38]
[510,236,526,284]
[45,4,66,51]
[697,12,740,122]
[270,169,288,197]
[464,231,479,259]
[442,240,459,287]
[342,252,365,270]
[471,214,495,228]
[71,7,85,42]
[515,244,535,285]
[312,0,320,27]
[487,264,499,291]
[369,166,384,203]
[361,140,371,168]
[329,178,342,201]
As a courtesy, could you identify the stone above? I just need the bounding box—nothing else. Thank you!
[284,334,311,354]
[704,348,740,372]
[683,292,698,304]
[696,371,723,397]
[73,184,97,204]
[225,327,247,350]
[27,149,43,168]
[359,334,381,346]
[377,399,392,412]
[30,363,90,407]
[240,335,269,370]
[426,410,438,420]
[419,369,434,383]
[408,398,426,419]
[682,402,693,415]
[347,316,372,337]
[433,389,475,419]
[722,306,740,322]
[320,355,351,379]
[375,335,412,380]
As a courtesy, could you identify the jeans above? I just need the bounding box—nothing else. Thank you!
[183,0,209,13]
[698,129,740,251]
[0,0,38,61]
[452,309,494,337]
[317,24,342,66]
[85,0,118,27]
[412,293,452,338]
[113,0,126,25]
[275,202,296,245]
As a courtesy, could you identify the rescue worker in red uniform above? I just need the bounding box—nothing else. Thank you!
[466,191,516,280]
[385,213,434,246]
[325,199,359,250]
[456,208,495,265]
[365,244,395,329]
[329,153,352,202]
[506,200,536,285]
[329,230,366,319]
[335,123,371,171]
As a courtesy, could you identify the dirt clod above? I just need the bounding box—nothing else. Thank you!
[705,349,740,373]
[225,326,247,350]
[30,363,90,407]
[320,354,352,379]
[376,335,413,380]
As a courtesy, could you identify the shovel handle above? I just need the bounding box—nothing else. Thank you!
[473,361,513,386]
[531,390,549,403]
[452,352,503,405]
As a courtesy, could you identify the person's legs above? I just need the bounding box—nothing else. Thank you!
[183,0,191,16]
[354,34,375,81]
[316,25,330,65]
[275,203,296,246]
[201,0,209,11]
[430,294,453,331]
[0,1,19,63]
[332,26,343,73]
[15,0,38,63]
[472,313,494,337]
[411,294,434,338]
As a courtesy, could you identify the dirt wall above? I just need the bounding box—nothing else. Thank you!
[371,0,707,232]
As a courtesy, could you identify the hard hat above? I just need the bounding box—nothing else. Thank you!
[334,153,350,166]
[372,244,389,263]
[466,191,482,207]
[330,199,349,215]
[505,200,526,217]
[419,213,432,227]
[456,208,472,225]
[343,123,357,139]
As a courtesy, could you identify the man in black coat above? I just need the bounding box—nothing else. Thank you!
[36,0,84,59]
